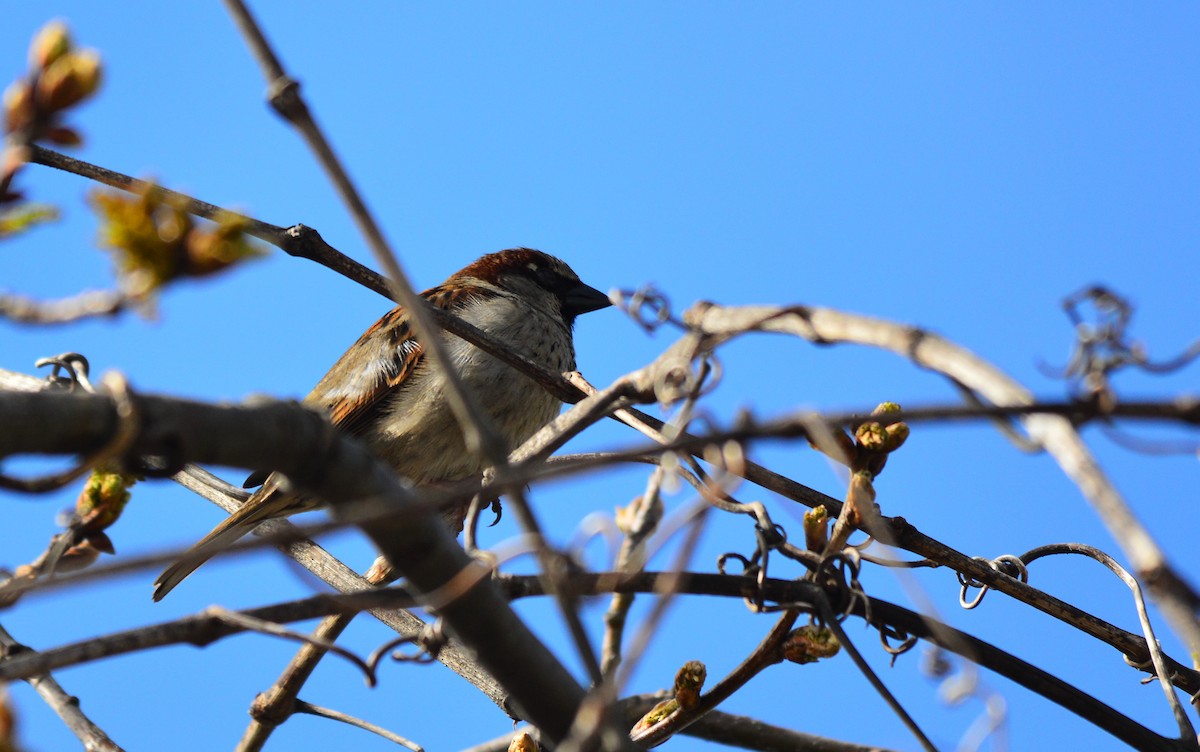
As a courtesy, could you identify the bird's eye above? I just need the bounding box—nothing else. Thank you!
[535,266,564,289]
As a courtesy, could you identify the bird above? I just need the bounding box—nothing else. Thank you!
[153,248,610,600]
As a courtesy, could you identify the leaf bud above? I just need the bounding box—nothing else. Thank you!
[30,20,72,70]
[782,624,841,664]
[672,660,706,709]
[38,49,102,112]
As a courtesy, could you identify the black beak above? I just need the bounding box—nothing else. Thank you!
[561,281,612,318]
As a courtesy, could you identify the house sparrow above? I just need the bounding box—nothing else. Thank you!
[153,248,610,600]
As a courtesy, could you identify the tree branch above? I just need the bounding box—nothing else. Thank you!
[682,301,1200,667]
[0,564,1185,751]
[6,360,1196,700]
[465,693,902,752]
[0,387,601,747]
[220,0,511,469]
[0,623,123,752]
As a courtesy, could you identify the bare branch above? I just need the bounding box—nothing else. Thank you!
[0,565,1186,751]
[0,288,127,324]
[601,469,665,678]
[554,374,1200,696]
[294,700,423,751]
[206,606,375,685]
[219,0,511,469]
[1020,544,1196,741]
[816,598,938,752]
[6,361,1196,701]
[682,301,1200,665]
[30,146,591,411]
[465,695,902,752]
[0,623,123,752]
[0,387,596,747]
[238,560,396,752]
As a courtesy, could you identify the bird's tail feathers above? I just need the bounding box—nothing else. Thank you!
[152,487,285,601]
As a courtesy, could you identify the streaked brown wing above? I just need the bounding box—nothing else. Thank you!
[305,282,488,439]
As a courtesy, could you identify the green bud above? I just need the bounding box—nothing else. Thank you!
[783,624,841,664]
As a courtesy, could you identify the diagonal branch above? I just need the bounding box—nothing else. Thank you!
[464,697,904,752]
[237,559,396,752]
[0,567,1186,751]
[682,301,1200,666]
[219,0,509,468]
[0,387,623,748]
[0,622,124,752]
[294,700,423,752]
[5,363,1197,698]
[25,145,584,406]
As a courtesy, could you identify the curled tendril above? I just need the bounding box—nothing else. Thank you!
[567,512,624,571]
[1123,653,1156,673]
[365,621,446,681]
[756,521,787,552]
[612,285,676,333]
[922,646,953,679]
[879,623,918,666]
[717,552,756,577]
[718,513,856,614]
[814,550,867,623]
[693,351,724,399]
[958,554,1029,609]
[717,551,768,613]
[749,521,794,602]
[35,351,93,392]
[651,356,698,407]
[1042,286,1200,404]
[991,554,1028,581]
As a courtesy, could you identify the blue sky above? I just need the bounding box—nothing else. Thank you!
[2,4,1198,751]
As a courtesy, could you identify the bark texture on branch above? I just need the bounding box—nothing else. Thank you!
[0,387,593,745]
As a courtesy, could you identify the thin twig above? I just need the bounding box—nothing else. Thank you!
[294,700,423,751]
[684,301,1200,661]
[29,146,587,406]
[615,499,710,695]
[0,288,128,324]
[464,696,903,752]
[0,387,601,748]
[0,569,1185,750]
[629,608,799,747]
[0,623,124,752]
[814,597,938,752]
[205,606,376,686]
[601,468,666,678]
[555,376,1200,694]
[219,0,508,467]
[5,370,1197,699]
[0,591,429,683]
[238,560,395,752]
[500,484,605,685]
[1021,543,1197,743]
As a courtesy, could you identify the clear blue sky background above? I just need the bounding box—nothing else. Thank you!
[2,4,1198,751]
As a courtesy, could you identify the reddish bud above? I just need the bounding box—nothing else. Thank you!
[43,124,82,147]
